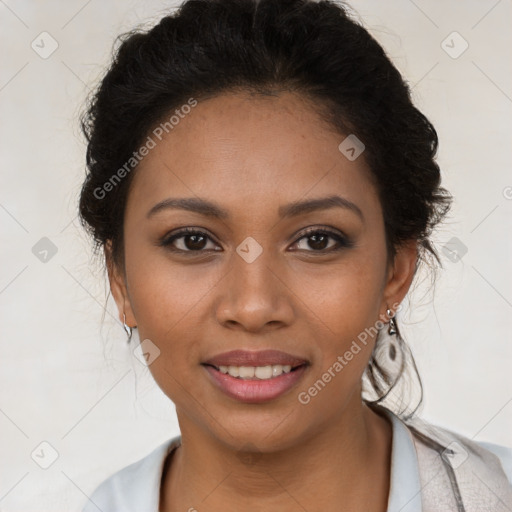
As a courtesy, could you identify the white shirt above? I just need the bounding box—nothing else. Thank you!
[82,409,512,512]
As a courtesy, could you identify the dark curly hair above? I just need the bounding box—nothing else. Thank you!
[78,0,452,418]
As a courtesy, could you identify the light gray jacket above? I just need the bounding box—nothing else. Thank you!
[404,413,512,511]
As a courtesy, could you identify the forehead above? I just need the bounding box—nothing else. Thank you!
[126,91,379,222]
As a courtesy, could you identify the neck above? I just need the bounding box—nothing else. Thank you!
[161,399,392,512]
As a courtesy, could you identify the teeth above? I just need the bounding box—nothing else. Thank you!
[239,366,255,378]
[255,366,272,379]
[228,365,239,377]
[217,364,295,380]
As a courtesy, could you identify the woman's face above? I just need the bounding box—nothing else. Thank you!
[108,91,416,452]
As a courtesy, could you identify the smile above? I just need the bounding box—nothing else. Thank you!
[202,363,308,403]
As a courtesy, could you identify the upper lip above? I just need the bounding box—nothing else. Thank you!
[203,350,308,368]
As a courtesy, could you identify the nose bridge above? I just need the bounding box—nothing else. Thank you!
[215,236,293,330]
[230,236,280,301]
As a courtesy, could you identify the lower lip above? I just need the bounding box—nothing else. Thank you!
[203,364,308,404]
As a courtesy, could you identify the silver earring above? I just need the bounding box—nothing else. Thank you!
[123,313,132,339]
[386,308,398,361]
[387,308,397,336]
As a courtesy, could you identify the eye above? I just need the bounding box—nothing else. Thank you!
[291,227,352,253]
[159,226,352,255]
[160,227,220,253]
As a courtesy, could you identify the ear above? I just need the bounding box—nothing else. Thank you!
[381,239,418,316]
[105,240,136,328]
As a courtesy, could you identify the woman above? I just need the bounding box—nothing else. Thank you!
[78,0,512,510]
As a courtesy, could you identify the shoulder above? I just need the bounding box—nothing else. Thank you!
[467,438,512,483]
[382,409,512,510]
[403,413,512,484]
[82,436,181,512]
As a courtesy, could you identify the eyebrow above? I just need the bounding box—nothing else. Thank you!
[147,195,364,221]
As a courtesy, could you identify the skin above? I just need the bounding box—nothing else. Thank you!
[107,91,417,512]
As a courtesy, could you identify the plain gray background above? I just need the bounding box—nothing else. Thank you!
[1,0,511,510]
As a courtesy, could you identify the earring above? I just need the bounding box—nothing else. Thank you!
[386,307,398,361]
[123,313,133,339]
[387,308,397,336]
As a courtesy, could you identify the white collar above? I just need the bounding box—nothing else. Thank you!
[383,408,423,512]
[83,409,422,512]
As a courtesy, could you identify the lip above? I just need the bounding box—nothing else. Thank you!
[203,349,308,368]
[203,363,309,403]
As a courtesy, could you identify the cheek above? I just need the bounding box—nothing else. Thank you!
[291,271,385,419]
[123,245,226,394]
[299,250,385,342]
[124,232,224,328]
[292,242,387,403]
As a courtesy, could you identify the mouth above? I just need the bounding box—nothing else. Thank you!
[201,350,310,403]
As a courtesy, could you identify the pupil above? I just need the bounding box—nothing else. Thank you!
[186,234,206,250]
[309,234,327,250]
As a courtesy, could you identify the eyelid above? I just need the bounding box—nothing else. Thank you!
[291,224,348,242]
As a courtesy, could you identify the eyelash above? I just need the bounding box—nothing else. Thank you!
[159,226,353,255]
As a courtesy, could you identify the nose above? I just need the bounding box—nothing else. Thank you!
[214,247,295,333]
